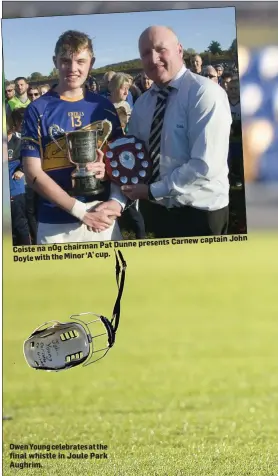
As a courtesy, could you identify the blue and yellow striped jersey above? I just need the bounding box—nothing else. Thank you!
[21,89,122,224]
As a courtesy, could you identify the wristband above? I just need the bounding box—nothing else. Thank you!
[69,200,87,221]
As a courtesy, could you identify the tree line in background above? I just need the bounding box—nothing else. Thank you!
[5,39,237,83]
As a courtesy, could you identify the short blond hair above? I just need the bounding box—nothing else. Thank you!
[39,84,50,93]
[108,73,130,93]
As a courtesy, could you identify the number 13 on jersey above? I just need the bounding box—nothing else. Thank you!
[68,111,84,128]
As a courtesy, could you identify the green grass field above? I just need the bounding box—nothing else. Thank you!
[3,233,278,476]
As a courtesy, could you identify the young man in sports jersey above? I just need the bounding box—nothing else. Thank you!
[22,30,126,244]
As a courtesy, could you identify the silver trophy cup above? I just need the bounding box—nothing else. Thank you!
[65,129,104,196]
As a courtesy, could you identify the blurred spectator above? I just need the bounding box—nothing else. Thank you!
[125,74,134,86]
[124,74,141,103]
[228,78,241,121]
[27,85,40,102]
[11,106,38,243]
[190,54,203,74]
[136,71,153,93]
[203,65,218,83]
[100,70,116,94]
[5,83,15,103]
[11,107,25,136]
[39,84,50,95]
[101,69,133,108]
[6,111,32,245]
[5,83,15,116]
[108,72,131,128]
[128,76,142,104]
[88,76,99,93]
[215,64,224,84]
[7,77,30,119]
[221,72,233,92]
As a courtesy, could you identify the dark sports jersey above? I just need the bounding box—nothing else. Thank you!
[8,133,25,197]
[21,89,122,224]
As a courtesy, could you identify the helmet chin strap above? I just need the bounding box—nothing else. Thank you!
[96,250,127,350]
[111,250,127,334]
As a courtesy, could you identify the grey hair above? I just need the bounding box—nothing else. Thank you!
[108,73,130,93]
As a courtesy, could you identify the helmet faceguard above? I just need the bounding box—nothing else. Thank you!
[23,251,127,371]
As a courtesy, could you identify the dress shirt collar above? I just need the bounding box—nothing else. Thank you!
[150,64,187,93]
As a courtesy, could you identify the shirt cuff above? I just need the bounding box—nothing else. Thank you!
[109,183,127,210]
[149,181,169,201]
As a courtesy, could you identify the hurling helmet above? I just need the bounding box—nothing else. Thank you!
[23,251,127,371]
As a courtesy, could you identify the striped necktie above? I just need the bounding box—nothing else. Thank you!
[149,86,172,183]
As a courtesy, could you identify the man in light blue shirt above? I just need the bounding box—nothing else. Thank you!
[121,26,233,237]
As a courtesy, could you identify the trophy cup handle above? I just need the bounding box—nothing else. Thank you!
[65,133,73,164]
[98,119,113,150]
[49,125,66,153]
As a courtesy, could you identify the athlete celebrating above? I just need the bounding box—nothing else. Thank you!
[22,30,126,244]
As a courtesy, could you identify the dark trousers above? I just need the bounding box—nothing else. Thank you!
[118,201,146,239]
[139,200,229,238]
[10,193,32,245]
